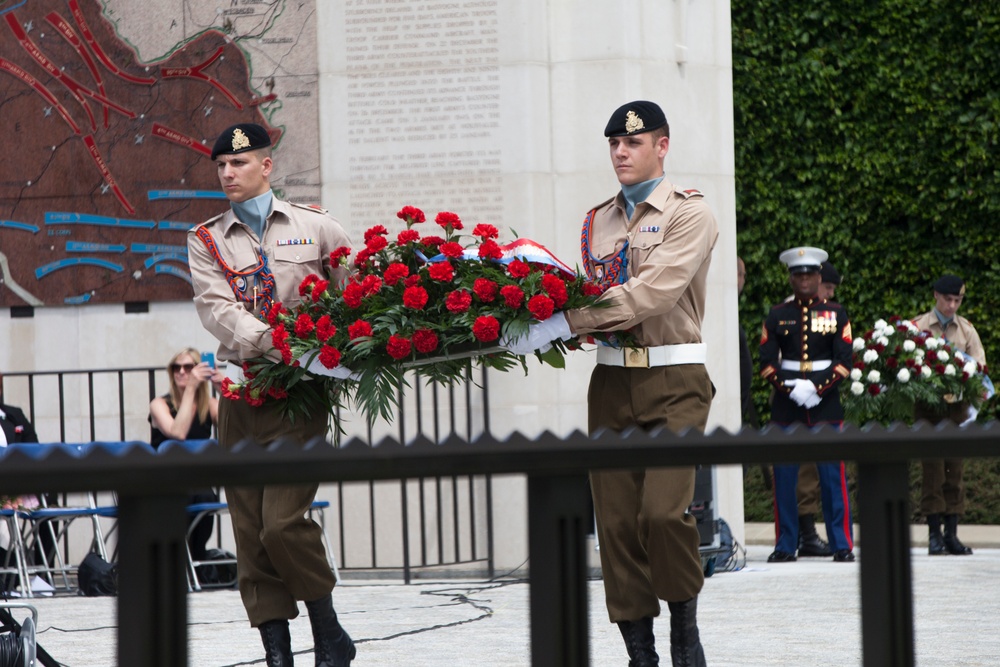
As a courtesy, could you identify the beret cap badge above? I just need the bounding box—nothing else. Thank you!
[231,128,251,152]
[624,110,645,134]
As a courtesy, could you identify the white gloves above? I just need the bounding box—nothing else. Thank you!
[301,350,357,380]
[786,379,822,409]
[960,406,979,428]
[499,313,573,355]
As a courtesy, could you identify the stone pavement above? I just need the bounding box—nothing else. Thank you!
[10,525,1000,666]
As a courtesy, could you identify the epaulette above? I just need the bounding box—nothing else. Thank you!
[589,195,616,213]
[675,187,704,199]
[190,211,225,232]
[290,201,329,215]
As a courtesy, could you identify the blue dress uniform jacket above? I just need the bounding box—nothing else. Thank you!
[759,297,855,556]
[759,297,853,426]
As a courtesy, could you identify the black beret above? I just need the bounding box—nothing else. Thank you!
[820,261,841,285]
[604,101,668,137]
[211,123,271,160]
[933,274,965,296]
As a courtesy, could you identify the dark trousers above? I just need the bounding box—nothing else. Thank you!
[588,363,712,622]
[774,461,853,554]
[219,399,335,626]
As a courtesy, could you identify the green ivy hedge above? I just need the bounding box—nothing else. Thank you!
[733,2,1000,521]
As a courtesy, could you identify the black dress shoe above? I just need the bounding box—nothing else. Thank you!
[833,549,855,562]
[798,533,832,557]
[767,550,797,563]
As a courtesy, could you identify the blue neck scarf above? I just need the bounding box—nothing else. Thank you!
[621,176,664,219]
[231,190,273,240]
[932,307,954,334]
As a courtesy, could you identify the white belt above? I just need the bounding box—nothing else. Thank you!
[780,359,832,372]
[596,343,707,368]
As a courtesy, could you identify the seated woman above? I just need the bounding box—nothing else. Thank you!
[149,348,222,566]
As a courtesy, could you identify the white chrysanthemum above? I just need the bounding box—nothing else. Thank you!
[877,336,889,347]
[850,368,862,381]
[863,349,879,363]
[883,327,894,337]
[853,338,866,351]
[868,370,881,383]
[945,364,956,376]
[921,365,932,379]
[914,348,926,359]
[851,381,864,396]
[963,361,979,376]
[874,319,888,330]
[903,340,916,352]
[897,368,911,383]
[902,320,919,333]
[937,350,949,362]
[925,337,939,350]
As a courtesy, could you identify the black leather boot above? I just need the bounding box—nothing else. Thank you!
[667,598,707,667]
[927,514,946,555]
[616,616,659,666]
[258,619,294,667]
[797,514,832,557]
[943,514,973,555]
[305,594,356,667]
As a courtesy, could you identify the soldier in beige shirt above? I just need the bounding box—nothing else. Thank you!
[912,274,986,557]
[187,123,355,667]
[502,101,717,667]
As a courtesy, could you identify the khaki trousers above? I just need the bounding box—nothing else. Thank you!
[219,399,336,626]
[588,363,713,622]
[916,403,968,516]
[797,463,821,515]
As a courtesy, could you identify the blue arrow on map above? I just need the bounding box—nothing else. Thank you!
[66,242,127,254]
[45,212,156,229]
[36,258,125,279]
[0,220,39,233]
[147,190,228,200]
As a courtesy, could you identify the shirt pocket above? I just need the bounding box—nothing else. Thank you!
[629,229,666,266]
[271,243,321,299]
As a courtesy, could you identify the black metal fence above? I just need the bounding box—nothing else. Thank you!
[2,422,997,666]
[0,366,495,582]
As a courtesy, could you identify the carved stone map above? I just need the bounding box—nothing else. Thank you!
[0,0,320,306]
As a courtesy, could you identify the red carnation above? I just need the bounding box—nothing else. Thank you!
[311,279,329,303]
[316,315,336,342]
[330,246,352,264]
[472,315,500,342]
[366,235,388,253]
[403,285,429,310]
[867,384,881,396]
[384,262,410,286]
[298,273,319,297]
[397,229,420,245]
[271,324,289,347]
[342,283,364,308]
[268,385,289,400]
[926,350,938,362]
[265,302,286,327]
[478,239,503,261]
[541,274,568,307]
[404,274,422,288]
[412,329,439,354]
[294,313,315,338]
[319,345,342,369]
[386,334,412,360]
[361,275,382,296]
[507,259,530,278]
[221,380,241,401]
[440,242,465,259]
[354,248,373,270]
[396,205,426,224]
[348,319,373,340]
[499,284,524,308]
[581,281,603,296]
[446,290,472,313]
[472,223,499,240]
[435,211,463,231]
[364,225,388,242]
[244,387,266,407]
[528,294,555,321]
[428,262,455,282]
[421,236,445,248]
[473,278,498,302]
[886,357,898,369]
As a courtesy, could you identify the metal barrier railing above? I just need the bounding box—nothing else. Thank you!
[2,422,996,666]
[0,366,495,582]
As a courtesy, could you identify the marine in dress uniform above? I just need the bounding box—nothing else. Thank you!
[187,124,355,667]
[502,101,717,667]
[911,274,986,556]
[759,247,855,563]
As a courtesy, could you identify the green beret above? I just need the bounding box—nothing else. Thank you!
[211,123,271,160]
[604,101,668,137]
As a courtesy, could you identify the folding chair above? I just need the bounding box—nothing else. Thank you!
[0,509,31,598]
[185,498,339,591]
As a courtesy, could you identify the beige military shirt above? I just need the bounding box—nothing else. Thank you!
[566,178,719,347]
[912,311,986,366]
[187,197,352,364]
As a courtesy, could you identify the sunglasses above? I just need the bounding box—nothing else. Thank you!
[170,363,196,373]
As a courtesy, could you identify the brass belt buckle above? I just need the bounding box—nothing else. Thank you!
[625,347,649,368]
[800,360,813,372]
